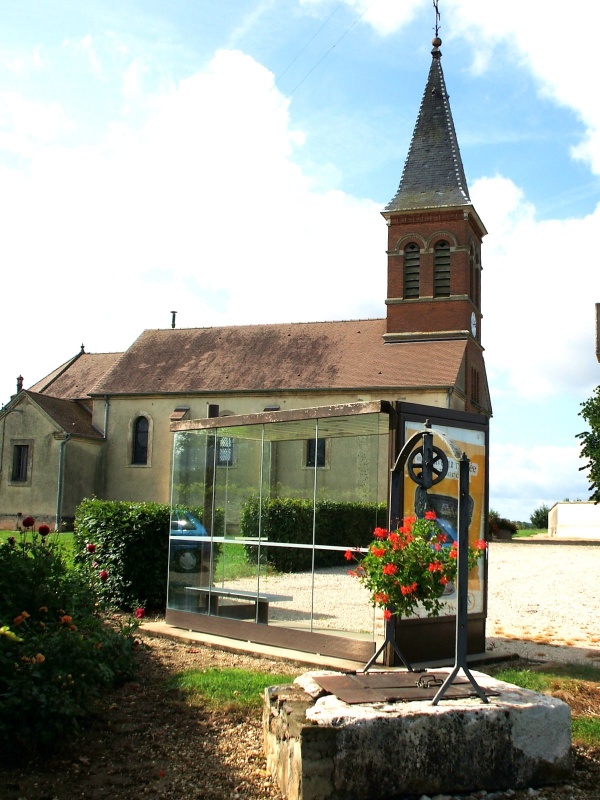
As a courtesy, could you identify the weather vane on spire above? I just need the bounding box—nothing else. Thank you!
[433,0,441,38]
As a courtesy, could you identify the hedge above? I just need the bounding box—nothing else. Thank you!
[240,498,386,572]
[74,500,223,611]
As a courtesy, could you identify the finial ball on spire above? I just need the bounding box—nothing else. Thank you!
[432,36,442,48]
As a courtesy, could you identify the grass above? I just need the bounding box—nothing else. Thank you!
[213,542,259,581]
[572,717,600,747]
[513,528,547,538]
[1,530,74,549]
[168,667,295,708]
[493,663,600,747]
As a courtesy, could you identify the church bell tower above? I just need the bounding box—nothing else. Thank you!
[383,31,490,415]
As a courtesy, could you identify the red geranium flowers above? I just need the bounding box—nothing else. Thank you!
[345,512,486,621]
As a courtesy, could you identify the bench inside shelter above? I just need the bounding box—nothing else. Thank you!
[184,587,293,624]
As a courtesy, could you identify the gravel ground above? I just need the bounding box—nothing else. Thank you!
[485,540,600,664]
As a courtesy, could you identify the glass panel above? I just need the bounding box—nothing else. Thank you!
[169,430,212,612]
[167,505,212,614]
[257,544,315,630]
[310,564,376,638]
[313,415,388,548]
[168,410,393,641]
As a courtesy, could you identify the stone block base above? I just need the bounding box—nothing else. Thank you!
[263,668,571,800]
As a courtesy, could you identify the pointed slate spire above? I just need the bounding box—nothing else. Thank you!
[385,38,470,212]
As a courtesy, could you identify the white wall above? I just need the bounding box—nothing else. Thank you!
[549,502,600,539]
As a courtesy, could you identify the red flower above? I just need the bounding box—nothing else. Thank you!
[373,591,389,604]
[370,546,385,558]
[428,561,443,572]
[440,576,449,585]
[100,570,109,582]
[7,536,16,546]
[383,608,392,621]
[382,563,398,576]
[86,542,96,553]
[436,533,447,543]
[344,549,353,561]
[373,527,388,539]
[22,516,34,528]
[135,607,146,619]
[400,582,418,596]
[38,524,50,537]
[403,515,416,527]
[475,540,487,550]
[449,549,458,559]
[424,510,437,520]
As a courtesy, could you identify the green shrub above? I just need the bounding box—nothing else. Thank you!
[74,499,170,611]
[240,498,386,572]
[0,532,138,757]
[74,499,224,610]
[530,503,550,529]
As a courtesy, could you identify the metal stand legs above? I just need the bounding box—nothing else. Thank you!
[362,609,413,673]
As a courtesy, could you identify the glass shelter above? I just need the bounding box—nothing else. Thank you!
[167,401,489,664]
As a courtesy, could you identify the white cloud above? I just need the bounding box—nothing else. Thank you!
[300,0,422,36]
[489,441,590,521]
[0,92,71,154]
[444,1,600,177]
[0,48,384,401]
[471,175,600,401]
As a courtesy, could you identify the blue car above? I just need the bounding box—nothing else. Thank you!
[169,510,211,573]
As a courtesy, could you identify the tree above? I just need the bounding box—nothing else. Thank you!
[578,386,600,502]
[530,503,549,529]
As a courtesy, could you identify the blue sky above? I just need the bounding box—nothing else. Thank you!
[1,0,599,522]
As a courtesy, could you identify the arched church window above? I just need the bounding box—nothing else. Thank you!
[434,240,451,297]
[403,243,420,298]
[132,416,149,465]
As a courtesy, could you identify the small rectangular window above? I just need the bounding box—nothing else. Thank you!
[306,438,326,468]
[217,436,234,467]
[12,444,29,482]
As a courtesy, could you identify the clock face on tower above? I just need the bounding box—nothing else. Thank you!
[470,312,477,337]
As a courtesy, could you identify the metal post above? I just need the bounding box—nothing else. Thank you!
[432,453,488,705]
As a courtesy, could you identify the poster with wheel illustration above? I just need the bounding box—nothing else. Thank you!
[402,415,487,618]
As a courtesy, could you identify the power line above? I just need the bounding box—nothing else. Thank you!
[275,1,346,87]
[278,2,376,103]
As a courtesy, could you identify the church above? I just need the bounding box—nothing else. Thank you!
[0,34,491,533]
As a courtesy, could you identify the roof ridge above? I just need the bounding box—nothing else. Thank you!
[141,318,386,334]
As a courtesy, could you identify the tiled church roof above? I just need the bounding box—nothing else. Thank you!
[24,392,104,439]
[30,352,123,400]
[91,320,468,396]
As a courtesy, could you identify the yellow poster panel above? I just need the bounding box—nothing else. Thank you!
[403,422,486,616]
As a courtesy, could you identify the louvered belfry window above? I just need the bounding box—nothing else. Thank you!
[403,243,420,298]
[434,240,451,297]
